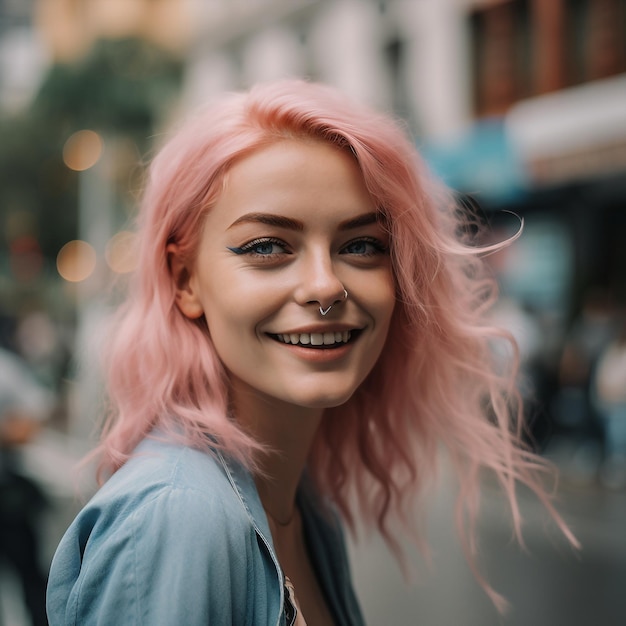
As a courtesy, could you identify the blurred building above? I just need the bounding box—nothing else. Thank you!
[33,0,191,62]
[0,0,46,111]
[0,0,192,108]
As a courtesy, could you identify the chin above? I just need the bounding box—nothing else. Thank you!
[283,373,368,409]
[290,388,357,410]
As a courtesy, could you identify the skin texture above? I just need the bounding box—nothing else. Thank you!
[170,139,395,625]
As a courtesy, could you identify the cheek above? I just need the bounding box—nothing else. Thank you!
[204,310,259,378]
[197,277,247,350]
[201,280,274,351]
[366,270,396,325]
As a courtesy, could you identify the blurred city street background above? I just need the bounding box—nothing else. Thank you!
[0,1,625,624]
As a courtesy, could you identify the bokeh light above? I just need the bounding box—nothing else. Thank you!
[56,240,97,282]
[105,230,138,274]
[62,130,103,171]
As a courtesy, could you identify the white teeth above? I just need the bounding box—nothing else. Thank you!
[275,330,353,346]
[310,333,324,345]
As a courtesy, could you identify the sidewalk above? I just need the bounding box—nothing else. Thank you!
[348,452,626,626]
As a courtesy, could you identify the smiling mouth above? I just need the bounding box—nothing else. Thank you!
[269,330,361,349]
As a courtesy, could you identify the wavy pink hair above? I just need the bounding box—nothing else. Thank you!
[96,79,576,608]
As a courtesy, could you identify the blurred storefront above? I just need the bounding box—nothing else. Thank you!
[425,73,626,319]
[425,0,626,455]
[463,0,626,316]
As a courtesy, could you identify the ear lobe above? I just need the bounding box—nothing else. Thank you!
[167,244,204,319]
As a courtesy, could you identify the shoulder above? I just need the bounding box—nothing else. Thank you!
[97,435,235,504]
[69,435,253,550]
[47,436,267,625]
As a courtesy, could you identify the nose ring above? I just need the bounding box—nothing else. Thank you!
[319,289,348,316]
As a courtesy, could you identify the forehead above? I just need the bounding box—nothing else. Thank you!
[206,139,376,229]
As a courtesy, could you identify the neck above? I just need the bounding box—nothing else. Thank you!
[230,384,324,525]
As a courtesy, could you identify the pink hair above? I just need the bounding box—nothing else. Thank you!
[96,79,577,609]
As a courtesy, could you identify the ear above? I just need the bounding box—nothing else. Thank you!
[167,244,204,319]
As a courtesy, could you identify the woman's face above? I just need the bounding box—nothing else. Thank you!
[174,139,395,412]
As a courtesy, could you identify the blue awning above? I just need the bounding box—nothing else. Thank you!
[420,118,529,204]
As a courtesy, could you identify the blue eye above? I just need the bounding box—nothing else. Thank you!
[341,237,388,256]
[344,240,369,255]
[251,242,277,255]
[227,238,289,257]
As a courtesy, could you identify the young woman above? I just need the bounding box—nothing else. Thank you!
[47,80,575,625]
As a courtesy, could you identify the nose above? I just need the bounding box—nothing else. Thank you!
[294,252,347,314]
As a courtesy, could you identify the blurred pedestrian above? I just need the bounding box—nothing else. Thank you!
[555,288,618,481]
[0,346,53,626]
[593,314,626,489]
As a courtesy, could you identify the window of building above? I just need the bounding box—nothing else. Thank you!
[470,0,626,117]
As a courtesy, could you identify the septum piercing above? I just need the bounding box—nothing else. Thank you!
[319,289,348,316]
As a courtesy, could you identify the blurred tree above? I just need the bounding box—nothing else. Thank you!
[32,37,182,142]
[0,112,77,268]
[0,36,183,268]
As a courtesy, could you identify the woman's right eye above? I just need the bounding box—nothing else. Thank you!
[250,241,283,255]
[227,238,291,258]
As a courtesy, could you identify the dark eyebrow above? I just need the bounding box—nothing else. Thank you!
[227,213,304,231]
[338,212,380,231]
[227,211,380,232]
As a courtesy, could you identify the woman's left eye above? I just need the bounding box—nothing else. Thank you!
[341,237,388,256]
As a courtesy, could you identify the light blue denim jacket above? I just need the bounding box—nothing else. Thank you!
[46,434,365,625]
